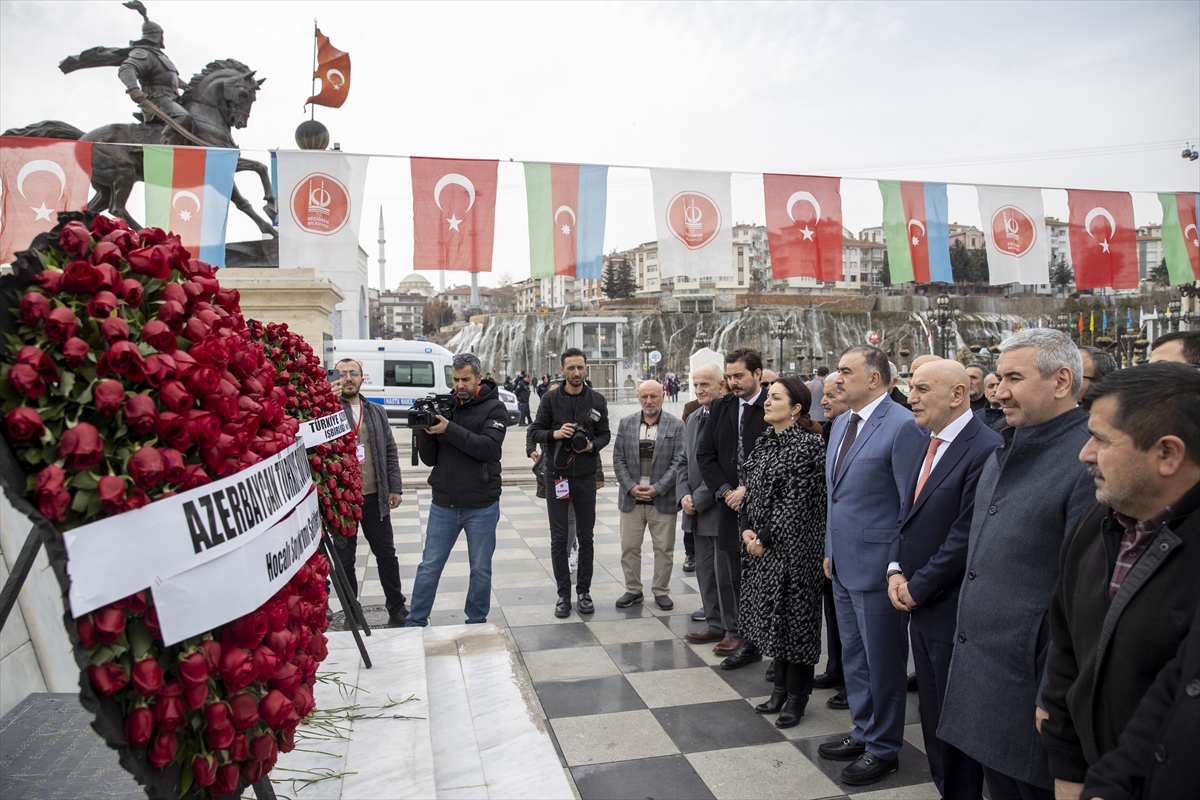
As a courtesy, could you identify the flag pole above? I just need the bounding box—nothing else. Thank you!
[310,19,318,121]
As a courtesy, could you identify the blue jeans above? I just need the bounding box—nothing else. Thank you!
[405,502,499,626]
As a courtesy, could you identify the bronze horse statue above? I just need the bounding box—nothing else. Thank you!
[5,58,277,237]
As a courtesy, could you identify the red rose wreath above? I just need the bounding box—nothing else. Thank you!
[0,213,360,799]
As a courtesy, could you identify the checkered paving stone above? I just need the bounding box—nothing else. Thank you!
[333,484,937,799]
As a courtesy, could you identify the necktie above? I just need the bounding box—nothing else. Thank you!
[833,413,861,480]
[914,437,944,499]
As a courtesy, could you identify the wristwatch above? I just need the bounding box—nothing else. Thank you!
[721,489,733,500]
[886,569,904,580]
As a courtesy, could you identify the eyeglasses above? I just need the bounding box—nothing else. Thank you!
[337,370,361,378]
[452,353,481,370]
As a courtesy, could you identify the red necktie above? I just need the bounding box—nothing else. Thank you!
[914,437,944,500]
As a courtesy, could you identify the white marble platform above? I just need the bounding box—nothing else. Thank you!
[270,625,573,800]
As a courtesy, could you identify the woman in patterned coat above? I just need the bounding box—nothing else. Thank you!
[740,377,827,728]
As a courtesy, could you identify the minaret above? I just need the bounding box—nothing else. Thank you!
[377,209,387,290]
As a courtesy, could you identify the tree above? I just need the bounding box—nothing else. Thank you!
[880,250,892,286]
[949,240,972,286]
[421,299,455,333]
[491,273,517,313]
[1049,256,1074,296]
[1150,258,1170,287]
[603,258,637,299]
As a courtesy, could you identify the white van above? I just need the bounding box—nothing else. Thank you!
[324,339,521,426]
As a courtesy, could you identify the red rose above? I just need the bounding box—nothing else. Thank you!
[122,488,150,512]
[192,754,218,787]
[184,682,209,711]
[59,221,93,257]
[128,446,165,489]
[269,662,302,695]
[160,447,185,484]
[230,733,249,762]
[34,465,70,521]
[180,258,215,279]
[88,663,129,696]
[126,245,173,280]
[215,288,241,312]
[90,215,129,237]
[59,422,103,470]
[218,647,258,692]
[249,733,278,764]
[182,364,221,397]
[204,700,229,730]
[278,728,296,753]
[189,336,230,369]
[43,306,79,342]
[91,606,125,646]
[148,730,177,769]
[140,319,176,353]
[17,345,59,383]
[123,705,154,746]
[178,651,209,687]
[241,759,265,786]
[89,241,123,267]
[19,292,51,325]
[93,379,125,415]
[62,336,90,367]
[118,278,144,308]
[213,763,240,797]
[142,353,177,388]
[199,639,222,674]
[123,394,159,436]
[97,475,126,513]
[158,381,194,415]
[185,409,221,448]
[85,290,119,319]
[252,645,280,682]
[183,317,210,343]
[144,606,161,640]
[229,691,260,732]
[62,260,102,294]
[138,227,169,247]
[204,720,235,751]
[180,463,211,490]
[31,268,65,295]
[291,686,315,719]
[228,609,268,649]
[156,299,186,332]
[154,694,186,732]
[94,262,122,292]
[259,689,295,729]
[98,316,130,343]
[6,407,45,441]
[96,340,145,381]
[102,228,137,253]
[6,364,46,399]
[132,656,163,696]
[77,615,97,647]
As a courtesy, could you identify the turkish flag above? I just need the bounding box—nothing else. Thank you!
[305,29,351,109]
[763,174,843,282]
[1,136,93,263]
[1067,189,1137,290]
[411,157,498,272]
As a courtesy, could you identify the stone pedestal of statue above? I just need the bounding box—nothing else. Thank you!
[217,267,345,354]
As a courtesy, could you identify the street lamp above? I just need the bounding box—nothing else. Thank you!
[1167,296,1183,333]
[773,318,789,373]
[932,293,961,359]
[547,352,557,379]
[502,355,510,378]
[795,346,822,378]
[641,339,654,380]
[694,328,711,352]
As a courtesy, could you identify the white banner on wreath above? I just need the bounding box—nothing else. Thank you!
[64,439,313,617]
[152,486,322,645]
[299,409,352,449]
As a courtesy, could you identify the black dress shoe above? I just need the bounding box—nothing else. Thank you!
[826,690,849,710]
[719,643,762,671]
[812,671,844,689]
[654,595,674,610]
[554,597,571,618]
[754,688,787,714]
[615,592,643,608]
[682,556,696,572]
[765,659,776,683]
[775,694,807,728]
[577,593,594,614]
[818,735,866,761]
[387,605,409,628]
[841,752,899,786]
[907,671,918,692]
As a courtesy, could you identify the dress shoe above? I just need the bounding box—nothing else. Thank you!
[387,605,409,628]
[818,735,866,761]
[754,688,787,714]
[826,690,849,710]
[690,607,706,621]
[615,592,643,608]
[684,628,723,644]
[577,593,594,614]
[813,671,844,690]
[765,659,776,683]
[654,595,674,610]
[908,671,918,692]
[841,752,899,786]
[775,695,807,728]
[720,643,763,671]
[713,636,742,655]
[554,597,571,618]
[682,556,696,572]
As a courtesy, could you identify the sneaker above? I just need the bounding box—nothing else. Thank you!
[568,546,579,570]
[691,607,706,621]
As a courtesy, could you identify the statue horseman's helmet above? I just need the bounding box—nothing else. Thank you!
[131,18,164,49]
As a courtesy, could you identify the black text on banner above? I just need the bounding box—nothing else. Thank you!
[299,409,352,449]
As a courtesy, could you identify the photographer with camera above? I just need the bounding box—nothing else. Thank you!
[332,360,408,627]
[405,353,508,627]
[530,348,611,618]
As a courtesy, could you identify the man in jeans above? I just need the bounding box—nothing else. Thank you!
[333,359,407,627]
[529,348,611,618]
[406,353,508,627]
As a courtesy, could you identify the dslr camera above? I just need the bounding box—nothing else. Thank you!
[570,409,603,452]
[408,394,455,430]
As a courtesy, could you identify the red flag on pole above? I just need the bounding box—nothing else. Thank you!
[411,157,499,272]
[1066,189,1138,290]
[305,29,351,109]
[1,136,93,263]
[763,174,843,282]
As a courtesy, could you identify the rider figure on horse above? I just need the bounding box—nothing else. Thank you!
[117,5,191,137]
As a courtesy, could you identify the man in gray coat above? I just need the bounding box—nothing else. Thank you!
[674,365,734,644]
[612,380,684,610]
[938,329,1095,800]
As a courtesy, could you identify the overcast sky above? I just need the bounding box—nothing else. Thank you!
[2,0,1197,288]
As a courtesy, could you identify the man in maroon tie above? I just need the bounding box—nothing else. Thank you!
[888,360,1003,799]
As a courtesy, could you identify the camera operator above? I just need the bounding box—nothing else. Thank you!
[332,359,408,627]
[530,348,611,618]
[405,353,508,627]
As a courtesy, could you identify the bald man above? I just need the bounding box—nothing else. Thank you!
[910,354,942,373]
[888,360,1002,798]
[612,380,685,609]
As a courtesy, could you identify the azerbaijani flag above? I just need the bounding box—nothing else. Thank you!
[878,180,951,284]
[143,145,239,266]
[1158,192,1200,285]
[524,163,607,279]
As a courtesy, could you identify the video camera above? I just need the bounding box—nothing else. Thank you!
[408,394,455,430]
[570,408,603,452]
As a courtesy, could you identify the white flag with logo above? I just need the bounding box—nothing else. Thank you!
[977,186,1050,285]
[651,169,733,282]
[276,151,370,270]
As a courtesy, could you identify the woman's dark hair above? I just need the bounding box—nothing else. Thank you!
[773,377,822,434]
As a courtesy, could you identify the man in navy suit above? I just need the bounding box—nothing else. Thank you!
[888,360,1001,799]
[818,345,926,785]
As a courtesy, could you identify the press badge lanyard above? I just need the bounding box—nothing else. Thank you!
[350,403,366,463]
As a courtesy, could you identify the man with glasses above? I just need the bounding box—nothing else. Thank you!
[332,359,408,627]
[406,353,508,627]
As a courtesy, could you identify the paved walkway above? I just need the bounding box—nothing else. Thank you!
[336,474,939,800]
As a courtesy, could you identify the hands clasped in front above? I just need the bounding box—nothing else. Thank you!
[887,573,917,611]
[742,529,765,557]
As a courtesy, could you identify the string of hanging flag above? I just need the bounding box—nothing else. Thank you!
[2,137,1197,289]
